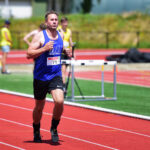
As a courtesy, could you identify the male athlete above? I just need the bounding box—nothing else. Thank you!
[24,23,46,46]
[27,11,64,143]
[58,17,73,95]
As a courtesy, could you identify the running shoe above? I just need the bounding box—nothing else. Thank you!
[50,128,59,143]
[33,132,42,143]
[1,71,11,74]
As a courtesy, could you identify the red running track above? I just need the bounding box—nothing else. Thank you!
[74,70,150,87]
[0,92,150,150]
[1,49,150,64]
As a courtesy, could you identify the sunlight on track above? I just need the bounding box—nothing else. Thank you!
[0,118,119,150]
[0,141,25,150]
[0,102,150,138]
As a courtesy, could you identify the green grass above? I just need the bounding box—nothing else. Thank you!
[0,73,150,116]
[1,13,150,49]
[0,73,33,95]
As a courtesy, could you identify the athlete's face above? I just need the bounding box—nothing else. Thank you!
[46,14,58,30]
[61,21,68,30]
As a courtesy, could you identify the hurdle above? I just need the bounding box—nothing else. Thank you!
[61,59,117,102]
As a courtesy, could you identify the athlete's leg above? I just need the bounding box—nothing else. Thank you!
[32,99,45,143]
[1,52,8,72]
[61,64,67,85]
[50,89,64,142]
[33,99,46,124]
[32,79,48,142]
[51,89,64,120]
[1,45,10,73]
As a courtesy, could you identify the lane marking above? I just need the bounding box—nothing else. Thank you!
[0,102,150,138]
[0,118,119,150]
[0,141,25,150]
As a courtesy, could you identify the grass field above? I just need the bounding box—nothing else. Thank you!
[1,13,150,49]
[0,73,150,117]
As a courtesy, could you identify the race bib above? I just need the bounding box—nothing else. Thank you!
[47,56,60,66]
[63,41,69,48]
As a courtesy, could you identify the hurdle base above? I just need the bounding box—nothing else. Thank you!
[65,95,117,102]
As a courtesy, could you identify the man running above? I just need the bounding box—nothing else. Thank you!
[58,17,73,95]
[24,23,46,46]
[27,11,64,143]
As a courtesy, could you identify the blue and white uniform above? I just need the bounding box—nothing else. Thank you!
[33,30,63,81]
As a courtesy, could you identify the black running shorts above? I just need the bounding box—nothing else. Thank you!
[61,53,71,65]
[33,76,63,100]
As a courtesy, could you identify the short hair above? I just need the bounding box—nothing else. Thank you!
[5,20,11,25]
[60,17,68,23]
[39,23,46,30]
[45,10,59,21]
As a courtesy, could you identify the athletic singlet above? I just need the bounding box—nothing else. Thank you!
[33,30,63,81]
[57,25,71,48]
[0,27,12,46]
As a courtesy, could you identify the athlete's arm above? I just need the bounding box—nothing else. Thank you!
[4,31,12,44]
[23,31,34,46]
[69,30,73,48]
[69,30,73,57]
[24,30,38,46]
[27,32,54,59]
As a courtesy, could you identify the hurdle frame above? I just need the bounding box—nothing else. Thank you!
[62,60,117,102]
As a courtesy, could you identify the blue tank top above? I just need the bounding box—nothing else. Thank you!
[33,30,63,81]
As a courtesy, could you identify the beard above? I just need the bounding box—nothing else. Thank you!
[47,24,57,30]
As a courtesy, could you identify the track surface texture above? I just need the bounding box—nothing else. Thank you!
[0,92,150,150]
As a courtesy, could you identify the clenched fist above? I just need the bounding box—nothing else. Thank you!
[43,41,54,51]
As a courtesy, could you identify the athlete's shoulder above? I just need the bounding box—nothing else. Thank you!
[57,25,62,31]
[29,29,39,36]
[38,30,45,45]
[1,27,8,32]
[59,31,64,40]
[57,29,64,40]
[32,30,44,44]
[66,28,72,34]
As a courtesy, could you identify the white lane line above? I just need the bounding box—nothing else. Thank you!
[0,102,150,138]
[8,54,26,58]
[0,118,119,150]
[0,141,25,150]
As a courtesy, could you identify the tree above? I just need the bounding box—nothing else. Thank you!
[81,0,92,13]
[81,0,101,13]
[47,0,72,14]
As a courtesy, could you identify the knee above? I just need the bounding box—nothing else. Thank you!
[34,103,45,113]
[55,98,64,107]
[34,105,44,113]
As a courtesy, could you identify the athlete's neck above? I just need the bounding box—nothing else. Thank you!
[62,27,67,32]
[46,29,58,40]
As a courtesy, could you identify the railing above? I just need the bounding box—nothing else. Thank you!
[73,31,150,48]
[11,31,150,49]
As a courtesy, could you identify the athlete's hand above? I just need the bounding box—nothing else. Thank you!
[43,41,54,51]
[64,48,72,58]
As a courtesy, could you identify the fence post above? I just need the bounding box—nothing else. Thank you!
[136,31,140,48]
[17,31,21,49]
[74,31,79,48]
[106,32,109,48]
